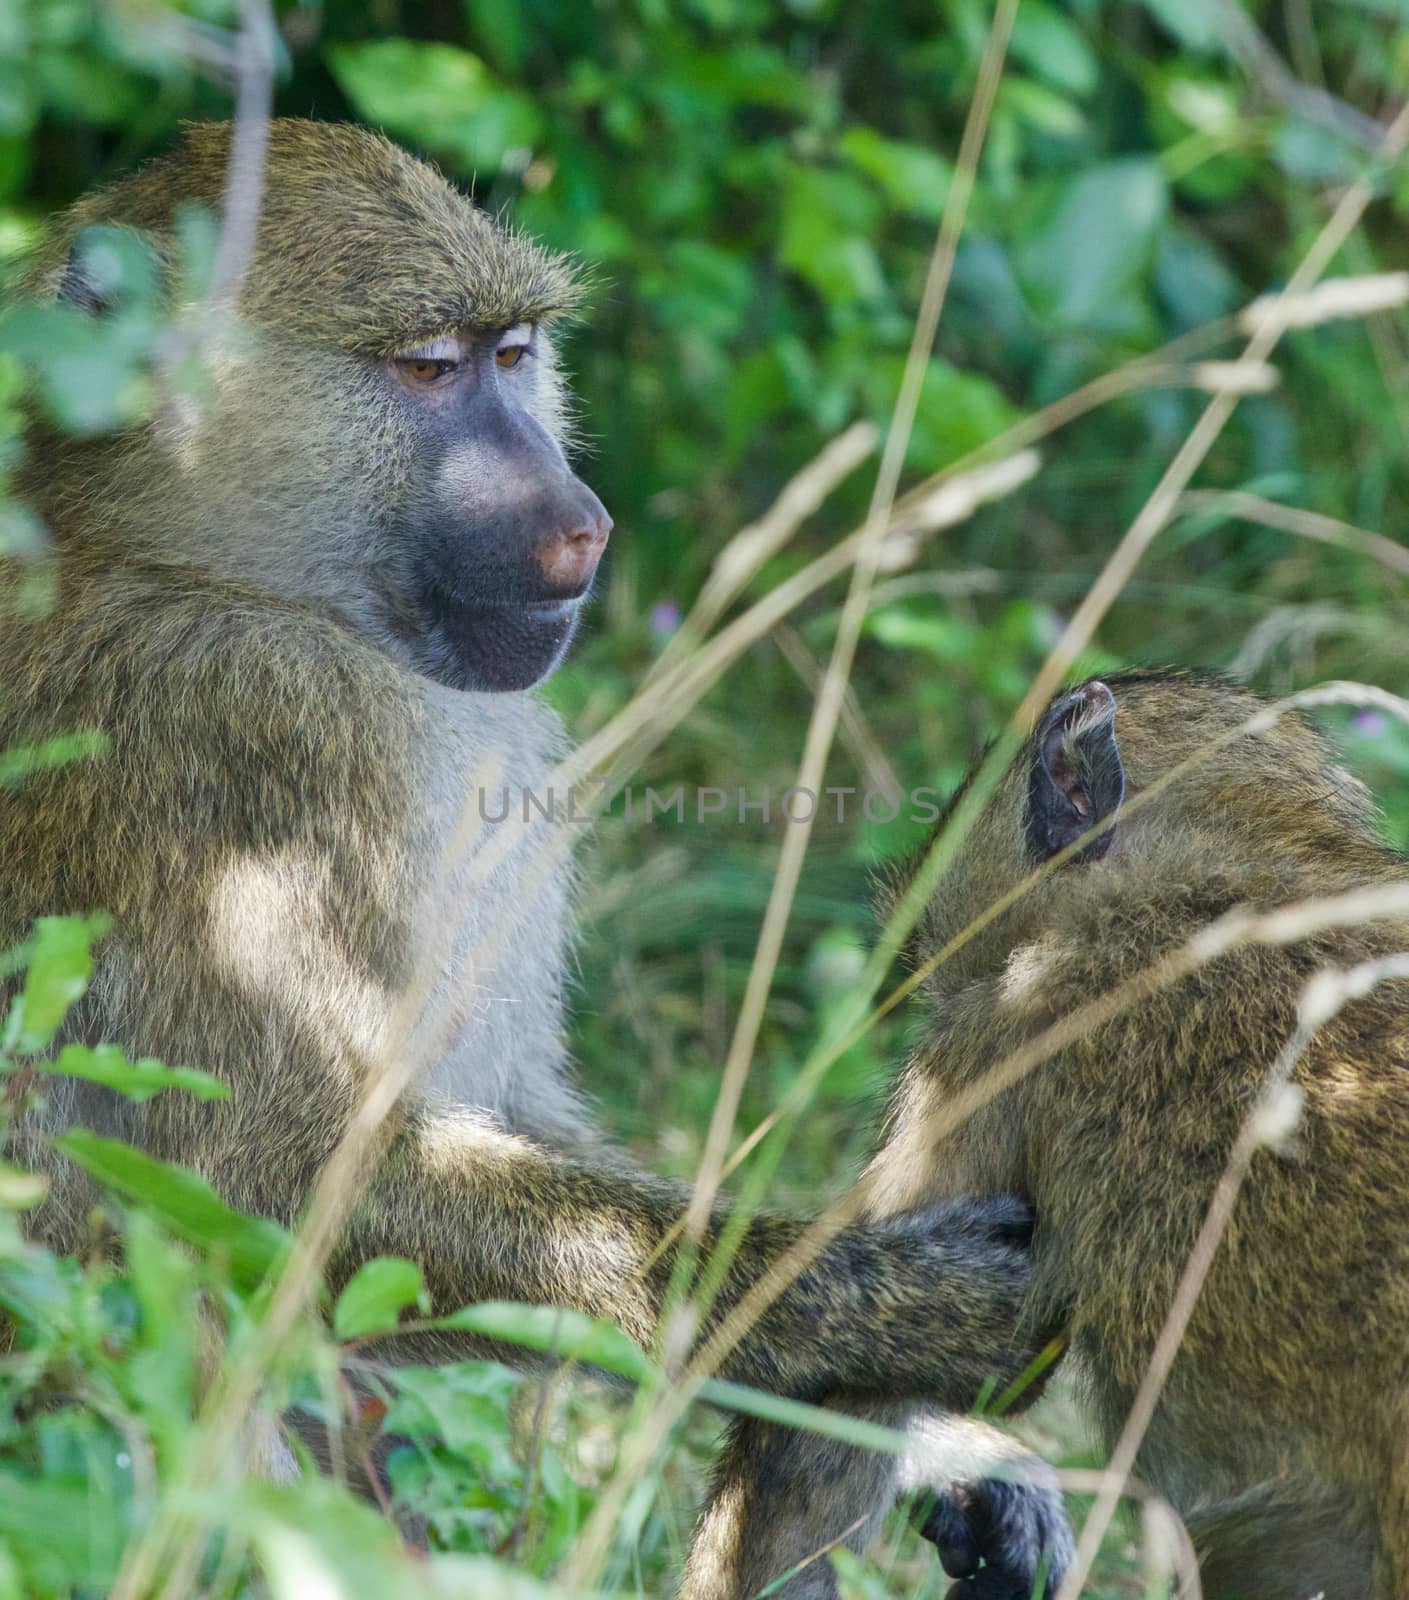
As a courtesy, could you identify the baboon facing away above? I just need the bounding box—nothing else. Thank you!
[0,120,1070,1588]
[693,669,1409,1599]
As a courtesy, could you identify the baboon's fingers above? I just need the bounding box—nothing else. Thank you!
[919,1474,1073,1600]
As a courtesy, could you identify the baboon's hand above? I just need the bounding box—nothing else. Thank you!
[918,1464,1074,1600]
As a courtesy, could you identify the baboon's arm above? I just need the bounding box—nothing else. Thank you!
[343,1111,1043,1408]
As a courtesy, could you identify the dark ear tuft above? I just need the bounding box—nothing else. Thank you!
[1025,680,1125,864]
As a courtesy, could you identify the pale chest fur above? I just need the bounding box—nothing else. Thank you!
[405,681,583,1147]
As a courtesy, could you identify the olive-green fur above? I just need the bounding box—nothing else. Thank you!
[1,118,1057,1587]
[25,119,582,352]
[695,668,1409,1600]
[877,669,1409,1598]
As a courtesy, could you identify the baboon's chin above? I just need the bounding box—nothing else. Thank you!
[421,591,582,693]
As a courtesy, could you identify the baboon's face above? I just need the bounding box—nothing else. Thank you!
[384,323,612,694]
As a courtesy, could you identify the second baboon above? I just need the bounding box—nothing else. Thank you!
[692,669,1409,1600]
[0,118,1069,1586]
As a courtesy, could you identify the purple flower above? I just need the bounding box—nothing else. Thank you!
[1353,709,1387,738]
[650,600,682,638]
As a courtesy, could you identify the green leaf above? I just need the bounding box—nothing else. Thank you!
[14,914,109,1053]
[696,1377,914,1451]
[0,1471,122,1592]
[998,78,1087,140]
[334,1256,426,1340]
[462,0,529,76]
[55,1131,293,1283]
[839,127,954,220]
[778,167,886,308]
[427,1300,652,1382]
[1135,0,1225,52]
[1009,4,1099,96]
[0,730,107,789]
[327,41,542,173]
[125,1208,198,1438]
[47,1043,228,1103]
[1021,159,1168,328]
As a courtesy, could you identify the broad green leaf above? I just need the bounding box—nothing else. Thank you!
[839,128,953,219]
[55,1130,292,1283]
[1163,74,1241,135]
[1009,4,1099,95]
[998,78,1087,140]
[14,914,109,1053]
[860,356,1021,471]
[427,1300,652,1382]
[1021,159,1168,328]
[866,606,975,662]
[1135,0,1225,52]
[334,1256,426,1340]
[1273,121,1359,184]
[696,1377,913,1451]
[48,1043,228,1104]
[125,1208,197,1437]
[327,41,542,172]
[0,1471,122,1591]
[463,0,529,75]
[778,167,886,308]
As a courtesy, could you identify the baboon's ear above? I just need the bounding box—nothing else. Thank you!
[1026,679,1124,864]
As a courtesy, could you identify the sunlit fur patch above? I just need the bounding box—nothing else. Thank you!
[1000,934,1066,1009]
[209,850,395,1089]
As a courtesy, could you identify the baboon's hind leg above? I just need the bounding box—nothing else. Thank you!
[680,1407,902,1600]
[1188,1492,1374,1600]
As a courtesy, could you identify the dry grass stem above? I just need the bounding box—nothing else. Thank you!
[1215,0,1388,151]
[205,0,278,312]
[1239,270,1409,334]
[1187,359,1279,393]
[677,0,1019,1251]
[773,626,902,803]
[1178,488,1409,580]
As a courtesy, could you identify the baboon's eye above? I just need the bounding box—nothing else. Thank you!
[398,356,457,385]
[495,324,534,370]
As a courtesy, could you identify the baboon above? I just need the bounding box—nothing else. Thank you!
[695,668,1409,1599]
[0,120,1069,1586]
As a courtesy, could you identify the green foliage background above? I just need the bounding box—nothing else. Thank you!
[0,0,1406,1595]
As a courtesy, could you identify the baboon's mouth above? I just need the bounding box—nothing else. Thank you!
[421,584,584,693]
[522,597,582,621]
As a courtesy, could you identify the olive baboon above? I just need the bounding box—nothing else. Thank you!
[697,669,1409,1599]
[0,120,1069,1586]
